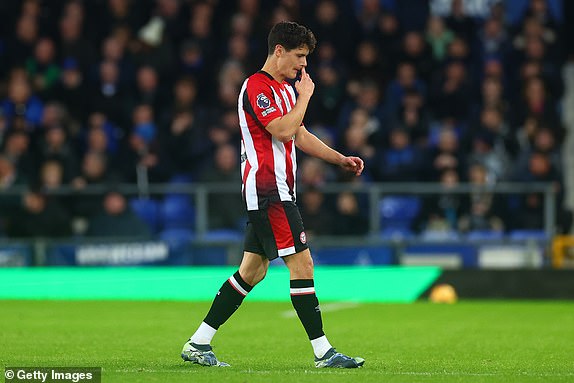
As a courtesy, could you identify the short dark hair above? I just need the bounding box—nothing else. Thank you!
[267,21,316,55]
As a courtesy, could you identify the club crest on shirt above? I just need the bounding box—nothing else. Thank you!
[256,93,271,109]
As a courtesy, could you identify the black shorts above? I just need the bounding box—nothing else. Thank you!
[244,200,309,260]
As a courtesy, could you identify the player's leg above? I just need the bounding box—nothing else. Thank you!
[283,249,329,355]
[182,252,268,366]
[182,221,269,366]
[284,250,364,368]
[198,251,268,339]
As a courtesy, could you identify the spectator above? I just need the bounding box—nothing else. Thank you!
[35,125,78,182]
[2,130,35,178]
[338,81,385,145]
[5,15,38,68]
[350,40,386,89]
[472,76,509,123]
[49,58,89,124]
[465,107,515,180]
[522,0,559,32]
[384,62,426,117]
[477,17,509,61]
[130,65,169,117]
[25,37,60,94]
[425,128,464,181]
[391,88,430,147]
[397,31,434,83]
[161,109,209,178]
[98,35,136,87]
[332,192,368,236]
[71,151,113,219]
[513,126,562,176]
[0,155,27,217]
[160,76,204,126]
[310,0,354,59]
[425,16,454,62]
[445,0,475,44]
[429,61,471,121]
[178,39,209,93]
[509,151,561,229]
[376,12,402,64]
[457,163,506,233]
[307,62,345,127]
[156,0,187,45]
[90,60,128,128]
[80,112,121,157]
[5,190,72,238]
[414,168,463,233]
[299,187,335,237]
[59,8,96,75]
[374,127,424,182]
[299,157,330,188]
[117,104,171,183]
[85,190,151,237]
[99,0,146,40]
[514,76,559,129]
[340,109,376,171]
[1,75,44,128]
[200,144,244,230]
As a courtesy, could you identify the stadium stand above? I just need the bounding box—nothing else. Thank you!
[0,0,571,245]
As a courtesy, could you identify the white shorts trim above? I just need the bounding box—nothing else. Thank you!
[277,246,296,257]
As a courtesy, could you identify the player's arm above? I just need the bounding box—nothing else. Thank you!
[295,125,364,176]
[265,67,314,143]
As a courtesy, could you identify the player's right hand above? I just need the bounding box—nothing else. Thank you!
[295,67,315,99]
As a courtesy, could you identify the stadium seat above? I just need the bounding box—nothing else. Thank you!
[160,195,195,230]
[159,228,194,265]
[466,230,504,241]
[509,230,549,241]
[203,229,243,241]
[159,228,194,247]
[379,195,421,230]
[170,173,193,183]
[165,173,193,199]
[129,198,160,233]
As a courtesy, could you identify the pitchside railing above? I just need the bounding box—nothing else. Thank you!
[0,182,558,268]
[0,181,557,238]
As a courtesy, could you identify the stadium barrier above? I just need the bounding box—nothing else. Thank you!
[0,182,559,268]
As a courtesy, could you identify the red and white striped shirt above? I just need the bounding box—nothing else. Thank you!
[238,70,298,211]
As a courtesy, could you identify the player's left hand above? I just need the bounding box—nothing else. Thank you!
[340,156,364,176]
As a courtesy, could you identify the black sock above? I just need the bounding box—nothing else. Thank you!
[290,279,325,340]
[204,271,252,329]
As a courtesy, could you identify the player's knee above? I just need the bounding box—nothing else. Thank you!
[289,256,314,279]
[300,257,314,278]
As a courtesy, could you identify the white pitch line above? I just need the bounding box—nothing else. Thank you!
[281,302,360,318]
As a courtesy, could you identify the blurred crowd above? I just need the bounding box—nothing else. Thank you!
[0,0,571,238]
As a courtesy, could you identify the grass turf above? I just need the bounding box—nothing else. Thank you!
[1,300,573,383]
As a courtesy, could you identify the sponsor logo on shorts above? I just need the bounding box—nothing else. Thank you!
[299,231,307,244]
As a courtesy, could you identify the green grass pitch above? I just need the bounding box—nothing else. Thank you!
[1,300,573,383]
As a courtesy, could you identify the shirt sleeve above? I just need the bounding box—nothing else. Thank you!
[245,80,284,128]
